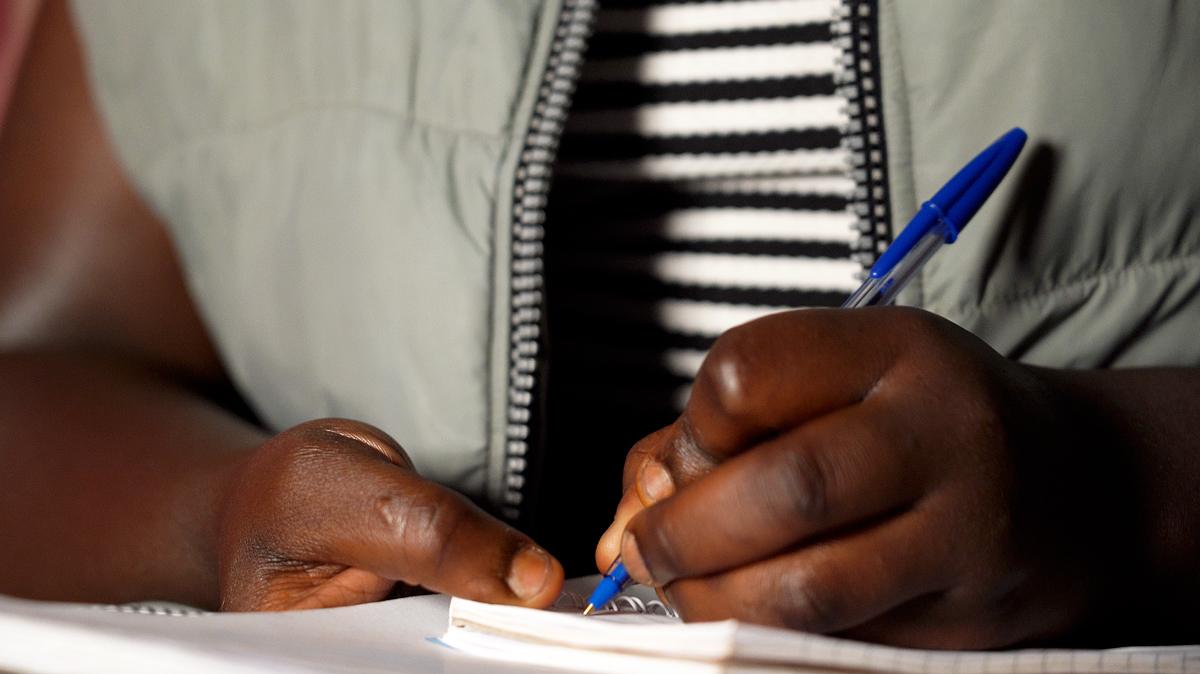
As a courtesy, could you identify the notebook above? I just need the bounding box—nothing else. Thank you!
[3,578,1197,673]
[443,586,1200,674]
[0,589,534,673]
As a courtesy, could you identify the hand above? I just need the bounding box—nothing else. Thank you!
[597,307,1134,648]
[217,419,563,611]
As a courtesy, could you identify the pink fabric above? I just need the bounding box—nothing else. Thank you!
[0,0,40,132]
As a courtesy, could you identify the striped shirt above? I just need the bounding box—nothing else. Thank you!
[537,0,857,541]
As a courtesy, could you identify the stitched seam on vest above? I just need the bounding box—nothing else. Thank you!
[142,102,508,173]
[939,250,1200,318]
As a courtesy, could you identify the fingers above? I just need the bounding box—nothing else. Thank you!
[321,460,563,607]
[596,488,643,572]
[606,307,909,554]
[621,426,673,492]
[621,400,926,586]
[681,308,905,460]
[600,425,688,573]
[227,420,563,609]
[663,510,950,634]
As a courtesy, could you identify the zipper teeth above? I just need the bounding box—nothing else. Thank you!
[832,0,891,275]
[503,0,596,522]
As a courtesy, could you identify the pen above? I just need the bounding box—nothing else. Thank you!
[583,559,630,615]
[583,127,1027,615]
[843,127,1027,308]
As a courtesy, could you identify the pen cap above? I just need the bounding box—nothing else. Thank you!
[869,128,1026,279]
[939,127,1027,237]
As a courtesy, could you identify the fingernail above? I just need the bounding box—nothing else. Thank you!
[638,461,674,504]
[506,545,551,600]
[620,530,654,585]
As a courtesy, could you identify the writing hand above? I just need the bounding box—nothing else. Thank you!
[597,307,1131,647]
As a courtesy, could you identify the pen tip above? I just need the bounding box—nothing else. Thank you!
[582,603,594,616]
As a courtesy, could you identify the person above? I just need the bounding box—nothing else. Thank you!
[1,0,1197,648]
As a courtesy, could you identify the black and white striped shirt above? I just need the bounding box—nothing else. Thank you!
[538,1,856,539]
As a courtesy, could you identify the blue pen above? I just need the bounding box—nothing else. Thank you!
[584,127,1027,616]
[843,127,1027,308]
[583,559,630,615]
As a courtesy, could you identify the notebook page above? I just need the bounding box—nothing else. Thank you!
[0,591,534,674]
[732,623,1200,674]
[448,596,734,660]
[445,597,1200,674]
[442,629,731,674]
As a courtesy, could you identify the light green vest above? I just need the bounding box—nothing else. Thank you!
[72,1,1200,515]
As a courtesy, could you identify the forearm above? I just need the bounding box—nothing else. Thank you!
[0,351,265,607]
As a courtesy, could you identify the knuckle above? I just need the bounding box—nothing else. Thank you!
[893,306,945,340]
[777,446,833,523]
[373,493,416,532]
[700,327,760,425]
[666,418,717,483]
[623,426,668,487]
[230,437,333,532]
[385,486,465,562]
[778,563,844,633]
[887,309,955,368]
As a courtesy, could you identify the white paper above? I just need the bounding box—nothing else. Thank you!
[444,587,1200,674]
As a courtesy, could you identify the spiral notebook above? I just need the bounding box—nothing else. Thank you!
[3,579,1197,673]
[443,588,1200,674]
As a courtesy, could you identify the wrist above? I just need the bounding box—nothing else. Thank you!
[1033,366,1200,641]
[171,441,260,609]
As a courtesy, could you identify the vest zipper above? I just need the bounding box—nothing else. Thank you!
[502,0,596,522]
[833,0,893,273]
[501,0,887,519]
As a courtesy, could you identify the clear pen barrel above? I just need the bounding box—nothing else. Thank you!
[842,223,950,309]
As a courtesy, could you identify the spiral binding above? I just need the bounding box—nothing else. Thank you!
[503,0,597,521]
[97,603,207,617]
[555,591,678,618]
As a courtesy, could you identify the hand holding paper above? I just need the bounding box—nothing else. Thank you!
[217,419,563,610]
